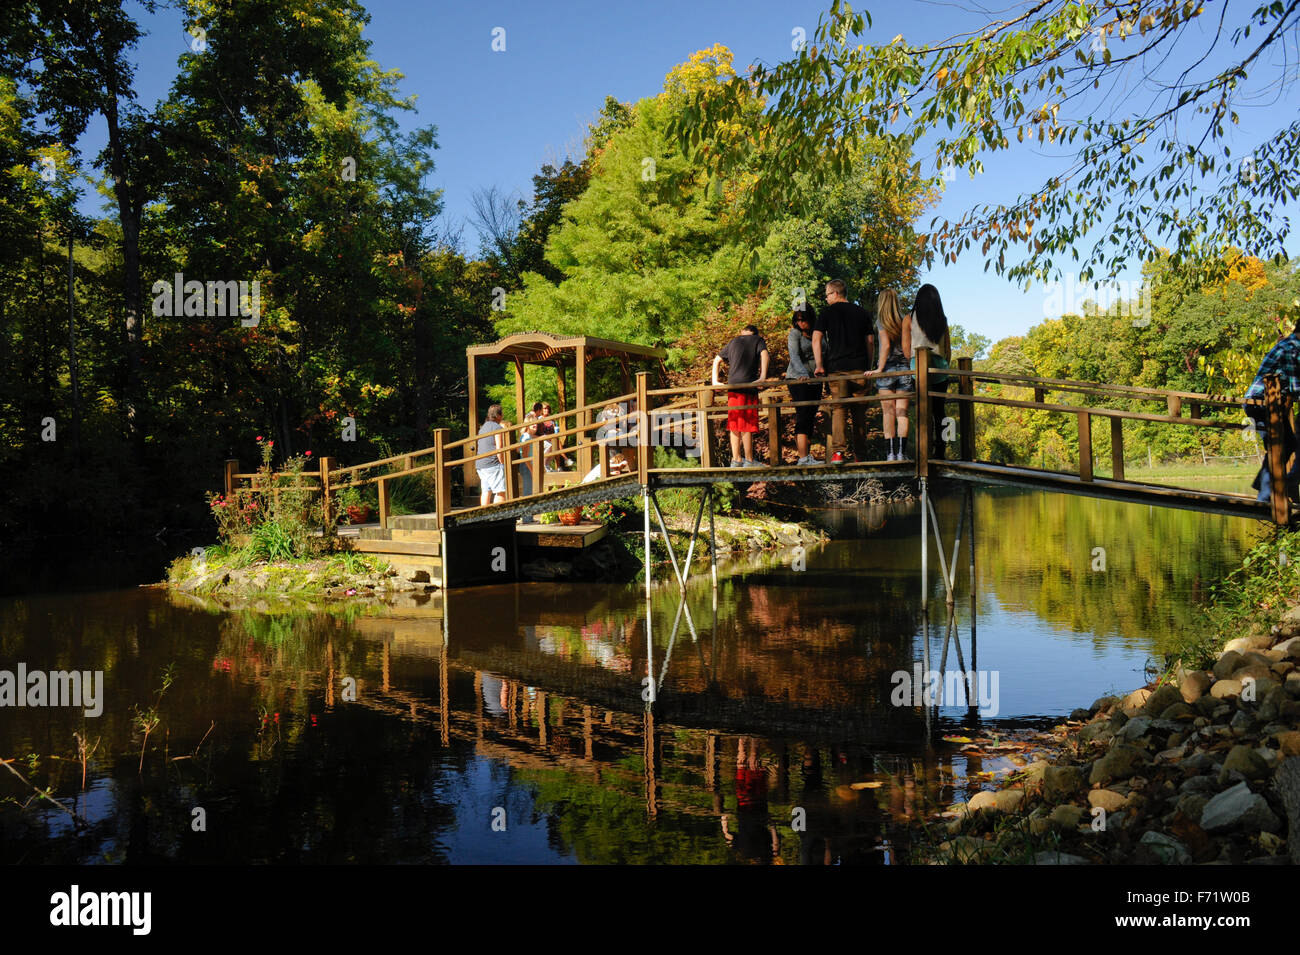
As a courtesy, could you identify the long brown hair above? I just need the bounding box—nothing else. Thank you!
[876,289,904,343]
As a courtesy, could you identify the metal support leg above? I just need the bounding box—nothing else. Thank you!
[920,478,928,612]
[968,486,977,675]
[708,485,718,593]
[650,490,687,591]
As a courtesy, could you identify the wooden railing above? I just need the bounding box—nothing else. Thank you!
[222,351,1291,529]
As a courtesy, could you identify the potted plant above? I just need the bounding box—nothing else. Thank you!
[559,505,584,526]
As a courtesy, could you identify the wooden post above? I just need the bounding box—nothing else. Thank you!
[1033,387,1045,405]
[1266,376,1289,525]
[636,372,650,485]
[466,355,479,489]
[916,349,931,477]
[576,345,591,476]
[319,456,335,530]
[224,458,239,499]
[1167,395,1182,417]
[697,389,713,468]
[514,357,527,424]
[1189,401,1201,421]
[503,433,517,501]
[432,429,451,526]
[765,391,780,466]
[957,358,974,462]
[1110,417,1124,482]
[531,437,544,495]
[378,476,390,528]
[555,363,568,456]
[1077,411,1093,482]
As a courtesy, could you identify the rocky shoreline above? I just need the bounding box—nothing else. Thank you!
[925,609,1300,865]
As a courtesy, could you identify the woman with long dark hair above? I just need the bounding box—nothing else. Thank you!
[785,307,823,465]
[910,284,951,460]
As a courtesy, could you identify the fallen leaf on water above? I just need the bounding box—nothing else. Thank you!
[943,735,975,743]
[850,781,884,789]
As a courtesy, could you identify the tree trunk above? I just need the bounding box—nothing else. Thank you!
[103,89,144,453]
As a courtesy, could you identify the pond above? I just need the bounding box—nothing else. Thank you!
[0,488,1262,864]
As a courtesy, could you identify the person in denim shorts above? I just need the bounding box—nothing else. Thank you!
[874,289,912,461]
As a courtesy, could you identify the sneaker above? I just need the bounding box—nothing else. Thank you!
[887,452,898,462]
[804,456,824,466]
[728,459,744,468]
[743,459,765,468]
[795,456,811,466]
[830,451,846,464]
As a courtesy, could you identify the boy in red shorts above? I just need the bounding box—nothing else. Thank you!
[711,324,770,468]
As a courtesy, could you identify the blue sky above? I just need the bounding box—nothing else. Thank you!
[75,0,1298,345]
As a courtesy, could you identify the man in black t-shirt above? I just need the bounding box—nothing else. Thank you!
[712,325,770,467]
[813,279,874,462]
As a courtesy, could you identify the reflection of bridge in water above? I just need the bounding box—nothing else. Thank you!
[336,593,972,854]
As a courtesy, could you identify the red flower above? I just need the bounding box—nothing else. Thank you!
[256,435,263,442]
[305,450,312,457]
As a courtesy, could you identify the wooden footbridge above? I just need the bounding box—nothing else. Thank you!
[222,334,1293,593]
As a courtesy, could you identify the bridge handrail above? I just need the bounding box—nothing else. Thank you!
[222,354,1295,532]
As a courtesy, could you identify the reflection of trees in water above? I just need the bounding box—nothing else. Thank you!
[974,490,1255,651]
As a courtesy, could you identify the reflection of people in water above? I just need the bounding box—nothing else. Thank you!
[479,672,508,717]
[721,737,779,863]
[798,747,834,865]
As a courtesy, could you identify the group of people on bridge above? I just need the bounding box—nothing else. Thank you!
[712,279,953,467]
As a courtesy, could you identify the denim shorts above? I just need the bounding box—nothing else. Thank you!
[876,357,912,393]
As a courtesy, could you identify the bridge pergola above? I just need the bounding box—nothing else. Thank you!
[465,332,669,479]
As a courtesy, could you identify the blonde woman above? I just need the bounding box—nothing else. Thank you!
[874,289,912,461]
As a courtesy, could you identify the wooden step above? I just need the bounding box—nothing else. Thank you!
[351,538,442,557]
[390,514,440,531]
[359,527,442,543]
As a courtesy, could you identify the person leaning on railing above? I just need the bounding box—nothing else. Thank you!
[785,306,824,466]
[1243,319,1300,502]
[476,404,508,506]
[812,279,874,464]
[909,284,952,460]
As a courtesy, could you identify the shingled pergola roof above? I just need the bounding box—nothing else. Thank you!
[466,332,667,365]
[465,332,669,483]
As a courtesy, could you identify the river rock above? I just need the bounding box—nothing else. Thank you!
[1175,793,1208,820]
[1274,731,1300,757]
[1223,635,1273,655]
[966,791,999,813]
[1275,758,1300,865]
[1088,789,1126,812]
[1044,766,1084,798]
[1179,671,1212,703]
[1211,679,1243,700]
[1090,744,1147,784]
[1159,702,1197,721]
[1143,683,1183,717]
[1120,716,1153,741]
[1238,650,1276,669]
[1069,707,1092,721]
[1049,804,1085,829]
[995,789,1025,812]
[1213,651,1244,681]
[1259,685,1289,722]
[1220,744,1269,781]
[1090,695,1119,715]
[1137,831,1192,865]
[1287,672,1300,698]
[1120,688,1152,716]
[1200,781,1281,833]
[1193,696,1220,718]
[1079,721,1114,745]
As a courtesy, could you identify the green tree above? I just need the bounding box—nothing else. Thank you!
[674,1,1300,284]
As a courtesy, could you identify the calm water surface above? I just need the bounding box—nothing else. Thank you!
[0,488,1262,864]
